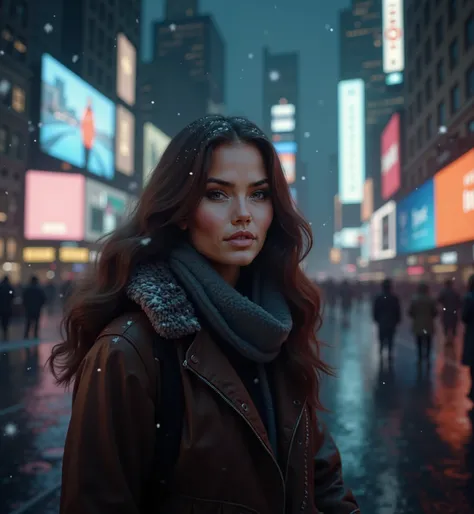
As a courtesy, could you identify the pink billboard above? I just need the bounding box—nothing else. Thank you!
[381,112,401,200]
[24,171,85,240]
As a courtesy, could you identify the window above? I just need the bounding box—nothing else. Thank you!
[88,58,95,75]
[416,56,422,79]
[448,0,457,25]
[436,59,444,86]
[415,22,421,44]
[417,91,423,114]
[88,18,95,48]
[467,64,474,98]
[465,13,474,51]
[435,18,443,47]
[10,132,20,159]
[408,104,414,125]
[437,101,446,126]
[408,71,414,93]
[424,38,432,64]
[449,38,459,70]
[11,86,25,112]
[97,68,104,85]
[423,1,430,25]
[0,126,8,153]
[450,84,461,113]
[425,76,432,102]
[426,115,433,139]
[417,126,423,149]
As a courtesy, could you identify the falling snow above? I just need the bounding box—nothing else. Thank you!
[44,23,53,34]
[248,53,254,59]
[72,54,79,63]
[304,132,310,138]
[169,23,177,32]
[4,423,18,436]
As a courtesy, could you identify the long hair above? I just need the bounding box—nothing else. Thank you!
[468,274,474,293]
[49,115,331,410]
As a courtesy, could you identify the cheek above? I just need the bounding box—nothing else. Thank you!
[258,204,274,233]
[191,204,227,236]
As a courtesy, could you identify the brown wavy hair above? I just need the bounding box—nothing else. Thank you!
[49,115,332,410]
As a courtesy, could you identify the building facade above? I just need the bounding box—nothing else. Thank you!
[166,0,198,20]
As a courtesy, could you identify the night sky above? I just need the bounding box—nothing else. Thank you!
[141,0,352,272]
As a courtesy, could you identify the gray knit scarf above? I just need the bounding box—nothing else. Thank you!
[126,242,293,455]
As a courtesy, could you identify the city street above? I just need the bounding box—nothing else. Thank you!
[1,304,473,514]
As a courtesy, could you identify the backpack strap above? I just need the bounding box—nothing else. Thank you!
[152,334,184,498]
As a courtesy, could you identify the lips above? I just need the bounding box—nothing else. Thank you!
[225,231,256,241]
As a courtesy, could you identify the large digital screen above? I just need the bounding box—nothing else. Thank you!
[116,34,136,106]
[381,112,401,200]
[143,122,171,186]
[40,54,115,179]
[397,179,435,254]
[84,179,130,242]
[115,105,135,176]
[370,201,396,260]
[274,141,296,184]
[338,79,365,204]
[24,171,85,241]
[382,0,405,74]
[434,149,474,247]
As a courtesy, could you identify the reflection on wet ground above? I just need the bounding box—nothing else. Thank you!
[0,305,473,513]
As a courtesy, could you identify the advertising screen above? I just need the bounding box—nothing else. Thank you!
[334,227,360,249]
[116,34,136,106]
[338,79,365,204]
[397,179,435,254]
[382,0,405,74]
[274,141,296,184]
[271,103,296,133]
[84,179,130,242]
[370,201,396,260]
[435,149,474,247]
[381,112,401,199]
[115,105,135,176]
[143,123,171,186]
[40,54,115,179]
[361,179,374,222]
[24,171,85,241]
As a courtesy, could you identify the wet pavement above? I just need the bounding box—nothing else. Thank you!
[1,304,473,513]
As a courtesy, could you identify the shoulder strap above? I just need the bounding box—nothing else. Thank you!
[152,335,184,496]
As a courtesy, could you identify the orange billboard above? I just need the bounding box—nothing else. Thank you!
[434,149,474,247]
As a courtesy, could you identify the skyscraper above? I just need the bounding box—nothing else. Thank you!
[166,0,199,20]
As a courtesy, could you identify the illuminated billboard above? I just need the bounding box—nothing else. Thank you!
[397,179,435,254]
[334,227,361,249]
[24,171,85,241]
[370,201,396,260]
[434,149,474,247]
[274,141,296,184]
[361,178,374,222]
[143,122,171,186]
[85,179,130,242]
[271,103,296,133]
[381,113,401,200]
[40,54,115,179]
[115,105,135,176]
[116,34,136,106]
[382,0,405,74]
[360,223,371,261]
[338,79,365,204]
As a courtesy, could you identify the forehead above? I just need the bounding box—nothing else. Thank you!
[208,142,267,180]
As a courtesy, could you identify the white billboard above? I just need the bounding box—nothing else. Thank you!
[338,79,365,204]
[370,201,397,261]
[333,228,361,249]
[271,103,296,133]
[382,0,405,74]
[143,122,171,187]
[115,105,135,176]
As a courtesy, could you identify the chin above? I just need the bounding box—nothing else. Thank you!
[223,249,259,267]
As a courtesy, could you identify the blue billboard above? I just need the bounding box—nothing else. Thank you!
[396,179,436,254]
[40,54,115,179]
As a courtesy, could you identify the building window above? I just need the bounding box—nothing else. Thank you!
[426,115,433,139]
[415,22,421,44]
[11,86,25,112]
[416,56,422,79]
[466,64,474,98]
[423,1,430,26]
[424,38,432,64]
[435,18,443,47]
[417,91,423,114]
[408,104,414,125]
[0,126,8,153]
[467,119,474,133]
[450,84,461,114]
[425,76,432,102]
[10,132,20,158]
[448,0,457,25]
[99,3,106,22]
[417,126,423,149]
[449,38,459,70]
[88,58,95,75]
[466,13,474,51]
[408,70,414,93]
[436,59,444,86]
[437,101,446,126]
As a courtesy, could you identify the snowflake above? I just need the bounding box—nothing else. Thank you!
[0,50,4,56]
[248,53,254,59]
[438,125,447,134]
[301,176,306,181]
[44,23,53,34]
[269,70,280,82]
[304,132,310,138]
[4,423,18,436]
[169,23,177,32]
[140,237,151,246]
[0,79,10,96]
[72,55,79,63]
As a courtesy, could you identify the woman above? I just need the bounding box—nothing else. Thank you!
[462,274,474,402]
[50,115,359,513]
[408,282,438,364]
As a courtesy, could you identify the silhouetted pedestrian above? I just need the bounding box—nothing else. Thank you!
[372,278,401,361]
[408,282,437,364]
[438,278,461,345]
[0,276,15,340]
[22,276,46,339]
[461,274,474,403]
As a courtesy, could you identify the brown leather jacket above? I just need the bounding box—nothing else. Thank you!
[60,312,360,513]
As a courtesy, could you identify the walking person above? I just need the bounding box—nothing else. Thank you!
[0,276,15,341]
[372,278,401,361]
[49,115,359,513]
[408,282,438,365]
[22,276,47,339]
[340,279,353,327]
[461,274,474,403]
[437,278,462,346]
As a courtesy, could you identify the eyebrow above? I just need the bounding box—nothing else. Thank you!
[206,178,269,187]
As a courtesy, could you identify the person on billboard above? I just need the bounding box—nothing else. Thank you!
[461,274,474,404]
[49,115,360,513]
[408,282,438,365]
[437,278,462,346]
[81,97,95,169]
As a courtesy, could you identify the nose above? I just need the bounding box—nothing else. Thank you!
[231,198,252,226]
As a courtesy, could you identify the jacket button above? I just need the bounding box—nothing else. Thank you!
[190,355,199,364]
[241,403,249,412]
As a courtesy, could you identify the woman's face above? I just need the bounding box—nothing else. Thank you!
[187,142,273,284]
